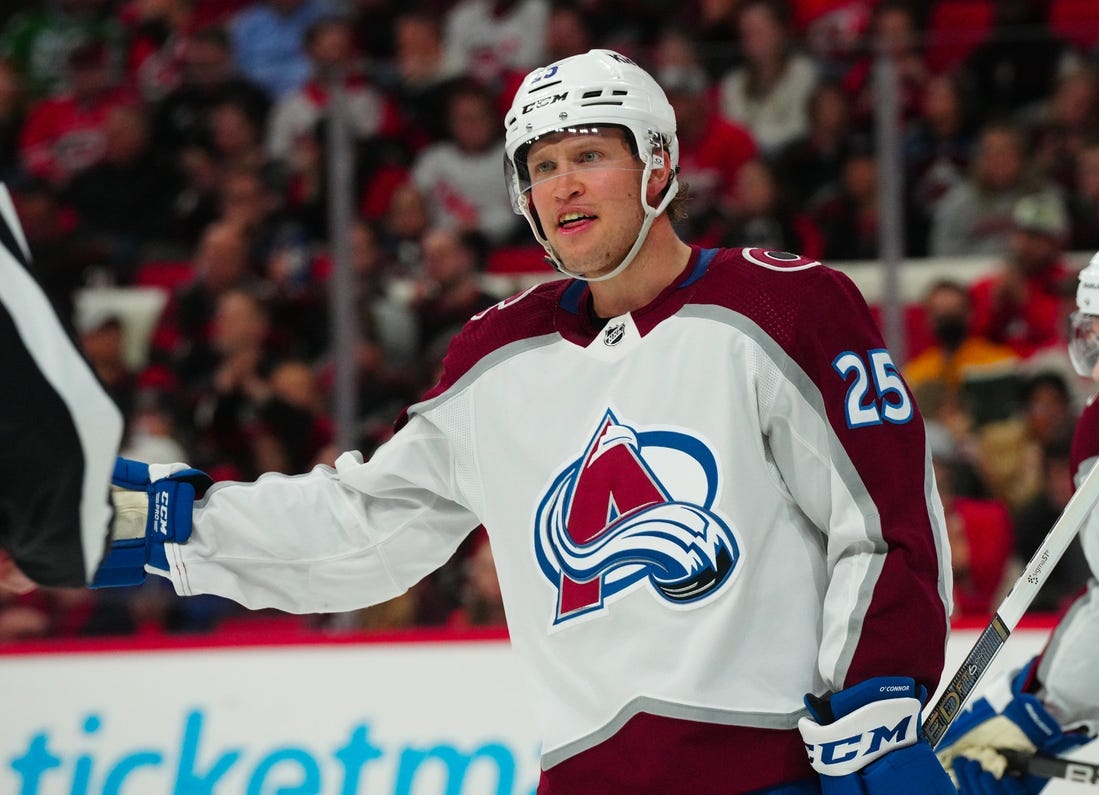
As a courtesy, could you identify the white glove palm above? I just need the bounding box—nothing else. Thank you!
[937,713,1040,780]
[935,658,1092,794]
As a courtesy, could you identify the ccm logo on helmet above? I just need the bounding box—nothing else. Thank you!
[523,92,569,114]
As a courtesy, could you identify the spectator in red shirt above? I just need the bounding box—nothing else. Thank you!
[932,444,1014,619]
[123,0,196,102]
[969,192,1075,359]
[18,39,139,187]
[656,57,758,242]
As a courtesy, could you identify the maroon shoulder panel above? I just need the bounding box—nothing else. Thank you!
[677,248,947,692]
[394,279,570,430]
[1071,395,1099,478]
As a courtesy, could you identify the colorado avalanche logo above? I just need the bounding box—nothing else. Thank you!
[534,409,741,625]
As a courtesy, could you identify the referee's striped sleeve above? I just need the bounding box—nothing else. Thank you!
[0,184,123,585]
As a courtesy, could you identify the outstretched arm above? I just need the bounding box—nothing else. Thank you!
[98,414,482,616]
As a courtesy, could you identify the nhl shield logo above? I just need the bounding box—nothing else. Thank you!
[603,322,626,347]
[533,409,741,625]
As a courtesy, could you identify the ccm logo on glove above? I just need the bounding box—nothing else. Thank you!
[801,697,920,773]
[91,457,212,588]
[155,490,171,537]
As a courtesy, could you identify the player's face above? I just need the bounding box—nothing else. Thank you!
[525,129,646,278]
[1091,317,1099,381]
[1069,311,1099,379]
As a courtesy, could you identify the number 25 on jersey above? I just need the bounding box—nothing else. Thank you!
[832,349,914,428]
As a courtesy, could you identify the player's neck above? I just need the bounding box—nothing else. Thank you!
[589,224,692,319]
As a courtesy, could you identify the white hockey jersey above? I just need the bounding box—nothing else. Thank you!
[159,246,952,793]
[1038,393,1099,734]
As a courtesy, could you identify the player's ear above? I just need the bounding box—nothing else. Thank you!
[646,155,671,199]
[641,153,668,194]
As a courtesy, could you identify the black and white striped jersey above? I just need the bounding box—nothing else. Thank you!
[0,184,122,586]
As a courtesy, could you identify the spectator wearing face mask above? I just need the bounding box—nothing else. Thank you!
[906,278,1021,428]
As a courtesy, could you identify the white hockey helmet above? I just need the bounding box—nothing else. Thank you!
[1069,252,1099,376]
[503,49,680,281]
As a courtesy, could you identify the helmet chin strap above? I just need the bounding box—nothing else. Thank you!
[527,161,679,284]
[548,206,657,282]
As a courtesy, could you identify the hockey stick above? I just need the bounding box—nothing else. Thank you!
[924,458,1099,749]
[1002,749,1099,785]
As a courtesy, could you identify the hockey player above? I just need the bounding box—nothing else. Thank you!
[0,183,125,592]
[96,50,955,793]
[936,258,1099,793]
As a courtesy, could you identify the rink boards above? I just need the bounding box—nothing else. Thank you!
[0,623,1095,795]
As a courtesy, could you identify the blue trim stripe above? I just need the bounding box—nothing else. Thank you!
[559,279,587,314]
[680,248,717,288]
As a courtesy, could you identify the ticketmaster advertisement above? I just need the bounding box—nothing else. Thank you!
[0,630,1095,794]
[0,640,542,795]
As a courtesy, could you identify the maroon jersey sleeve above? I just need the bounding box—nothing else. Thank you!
[796,265,947,692]
[696,248,949,693]
[1071,395,1099,480]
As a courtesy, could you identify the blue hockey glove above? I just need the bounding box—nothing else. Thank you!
[936,657,1092,794]
[798,677,957,794]
[90,457,211,588]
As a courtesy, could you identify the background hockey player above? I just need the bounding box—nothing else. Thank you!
[93,49,955,793]
[0,182,125,594]
[937,257,1099,793]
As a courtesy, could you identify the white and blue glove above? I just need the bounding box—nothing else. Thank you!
[91,457,211,588]
[935,658,1092,794]
[799,676,957,794]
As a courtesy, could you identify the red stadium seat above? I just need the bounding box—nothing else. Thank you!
[191,0,253,29]
[487,245,551,275]
[133,259,194,292]
[925,0,995,73]
[1049,0,1099,52]
[792,0,877,35]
